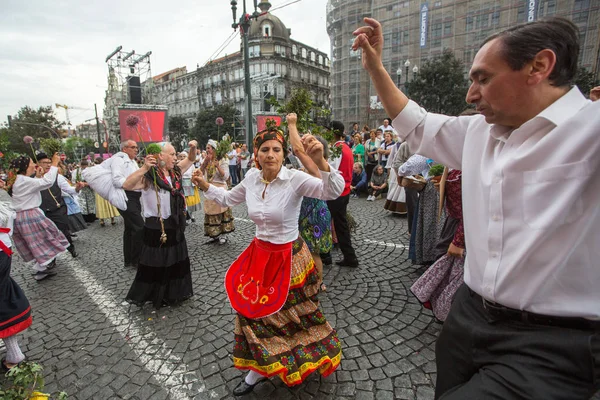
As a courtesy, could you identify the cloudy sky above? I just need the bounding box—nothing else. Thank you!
[0,0,330,126]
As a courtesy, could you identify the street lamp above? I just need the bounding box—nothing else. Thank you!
[412,65,419,80]
[231,0,260,151]
[396,68,402,87]
[404,59,411,82]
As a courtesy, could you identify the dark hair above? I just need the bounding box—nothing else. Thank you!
[383,118,392,125]
[330,120,345,139]
[80,159,89,166]
[483,17,579,87]
[314,135,329,159]
[376,128,383,133]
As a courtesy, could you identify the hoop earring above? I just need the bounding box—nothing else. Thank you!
[159,161,166,167]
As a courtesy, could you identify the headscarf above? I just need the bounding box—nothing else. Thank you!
[6,156,32,196]
[252,128,287,170]
[206,139,218,150]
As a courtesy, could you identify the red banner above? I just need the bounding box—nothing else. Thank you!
[256,115,282,132]
[119,108,167,143]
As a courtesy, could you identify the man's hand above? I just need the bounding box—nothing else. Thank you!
[352,18,384,73]
[51,152,61,167]
[286,113,297,126]
[590,86,600,102]
[192,169,209,191]
[143,155,157,171]
[447,243,464,258]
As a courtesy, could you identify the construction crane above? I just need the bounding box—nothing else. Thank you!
[55,103,89,127]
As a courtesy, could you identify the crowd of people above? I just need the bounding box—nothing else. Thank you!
[1,15,599,399]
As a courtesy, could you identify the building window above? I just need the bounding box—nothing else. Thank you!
[443,22,452,36]
[249,45,260,58]
[318,55,323,65]
[292,45,298,55]
[301,48,307,58]
[262,23,272,37]
[310,52,316,62]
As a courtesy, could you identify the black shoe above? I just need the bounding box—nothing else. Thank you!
[33,271,57,281]
[322,256,333,266]
[335,258,359,268]
[232,376,267,396]
[71,233,78,238]
[70,250,78,258]
[46,259,57,270]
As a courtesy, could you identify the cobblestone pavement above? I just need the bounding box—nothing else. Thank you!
[1,197,598,400]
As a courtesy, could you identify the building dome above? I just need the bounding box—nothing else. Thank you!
[249,1,291,40]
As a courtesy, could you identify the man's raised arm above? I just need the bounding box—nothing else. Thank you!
[352,18,409,119]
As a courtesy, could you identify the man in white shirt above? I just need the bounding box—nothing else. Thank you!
[355,17,600,399]
[239,144,251,179]
[109,140,143,268]
[378,117,395,134]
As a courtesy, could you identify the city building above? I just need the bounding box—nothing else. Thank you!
[327,0,600,126]
[147,0,331,140]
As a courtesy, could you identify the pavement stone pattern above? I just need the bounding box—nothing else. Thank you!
[1,196,598,400]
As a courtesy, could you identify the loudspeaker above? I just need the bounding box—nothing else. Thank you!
[128,76,142,104]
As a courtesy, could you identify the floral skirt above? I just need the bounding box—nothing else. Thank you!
[299,197,332,254]
[204,208,234,238]
[232,238,342,386]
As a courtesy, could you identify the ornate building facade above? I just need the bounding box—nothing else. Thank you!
[149,0,331,138]
[327,0,600,126]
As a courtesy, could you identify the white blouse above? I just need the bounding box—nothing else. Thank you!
[205,166,344,244]
[141,177,173,219]
[11,166,58,212]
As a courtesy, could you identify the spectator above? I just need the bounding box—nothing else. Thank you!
[367,164,388,201]
[377,131,395,166]
[350,162,367,198]
[364,129,381,181]
[227,143,239,186]
[352,134,365,164]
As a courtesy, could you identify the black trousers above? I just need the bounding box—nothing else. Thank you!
[327,195,357,263]
[118,191,144,265]
[436,284,600,400]
[45,206,74,254]
[405,187,419,234]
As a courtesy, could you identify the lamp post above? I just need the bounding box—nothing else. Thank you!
[404,59,411,83]
[231,0,260,151]
[412,65,419,81]
[396,68,402,87]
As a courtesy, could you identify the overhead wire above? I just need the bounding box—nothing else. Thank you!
[203,30,239,67]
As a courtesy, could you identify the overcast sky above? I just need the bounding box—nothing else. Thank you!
[0,0,331,126]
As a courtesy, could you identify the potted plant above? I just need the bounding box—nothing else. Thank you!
[428,164,445,183]
[0,362,67,399]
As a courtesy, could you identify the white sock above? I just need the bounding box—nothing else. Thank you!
[3,336,25,364]
[245,370,264,385]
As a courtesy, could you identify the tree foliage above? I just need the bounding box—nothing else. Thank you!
[406,50,469,116]
[6,106,64,155]
[168,116,190,151]
[191,104,240,148]
[63,136,95,162]
[574,67,599,98]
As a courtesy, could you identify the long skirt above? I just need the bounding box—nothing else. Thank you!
[78,186,96,222]
[410,254,464,321]
[0,251,32,339]
[185,187,201,213]
[12,208,69,266]
[126,221,193,308]
[64,195,87,233]
[299,198,332,254]
[233,238,342,386]
[204,208,235,238]
[384,168,407,214]
[95,193,120,219]
[410,182,446,265]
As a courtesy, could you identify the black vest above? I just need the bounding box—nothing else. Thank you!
[40,178,65,213]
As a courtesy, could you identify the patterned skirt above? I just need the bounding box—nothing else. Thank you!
[384,168,407,214]
[12,208,70,266]
[299,197,332,254]
[78,186,96,216]
[126,220,193,308]
[232,238,342,386]
[185,187,201,212]
[204,208,234,238]
[410,182,446,265]
[0,252,32,339]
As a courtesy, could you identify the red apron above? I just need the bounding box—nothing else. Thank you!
[225,238,293,319]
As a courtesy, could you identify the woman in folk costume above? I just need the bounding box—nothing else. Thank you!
[6,154,69,281]
[93,157,119,226]
[383,140,407,214]
[57,162,87,234]
[177,151,201,223]
[200,139,234,244]
[411,168,465,321]
[72,159,96,223]
[122,142,198,308]
[192,121,344,396]
[0,183,31,370]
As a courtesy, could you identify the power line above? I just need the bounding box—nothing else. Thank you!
[267,0,302,13]
[203,30,239,67]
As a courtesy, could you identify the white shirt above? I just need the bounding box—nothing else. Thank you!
[0,191,15,251]
[394,87,600,318]
[204,166,344,244]
[228,150,238,166]
[141,177,173,219]
[11,166,59,212]
[57,174,77,197]
[104,152,140,190]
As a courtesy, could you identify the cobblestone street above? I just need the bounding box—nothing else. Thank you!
[2,197,598,400]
